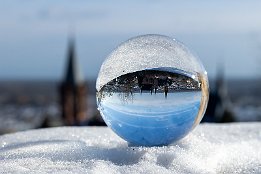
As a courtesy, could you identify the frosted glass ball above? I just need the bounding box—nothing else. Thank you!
[96,34,209,146]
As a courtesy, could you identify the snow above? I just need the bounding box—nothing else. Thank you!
[0,123,260,174]
[96,34,205,91]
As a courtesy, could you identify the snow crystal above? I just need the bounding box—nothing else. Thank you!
[0,123,260,174]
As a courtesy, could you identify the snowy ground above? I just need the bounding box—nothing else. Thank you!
[0,123,260,174]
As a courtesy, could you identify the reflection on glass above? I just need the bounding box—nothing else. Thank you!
[97,68,204,146]
[96,34,209,146]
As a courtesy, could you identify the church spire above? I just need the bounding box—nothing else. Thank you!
[60,34,88,126]
[64,36,84,86]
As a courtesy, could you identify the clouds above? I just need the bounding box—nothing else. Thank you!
[0,0,261,79]
[1,0,261,36]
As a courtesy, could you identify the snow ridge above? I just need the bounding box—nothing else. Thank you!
[0,123,260,174]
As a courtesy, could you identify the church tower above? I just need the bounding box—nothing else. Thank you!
[60,37,88,126]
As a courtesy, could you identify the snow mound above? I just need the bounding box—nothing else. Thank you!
[0,123,260,174]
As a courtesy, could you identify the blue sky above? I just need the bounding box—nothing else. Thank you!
[0,0,261,80]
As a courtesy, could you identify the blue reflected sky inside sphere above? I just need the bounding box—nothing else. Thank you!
[99,91,201,146]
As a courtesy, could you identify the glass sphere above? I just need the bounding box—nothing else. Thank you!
[96,34,209,146]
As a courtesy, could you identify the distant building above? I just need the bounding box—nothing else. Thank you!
[59,37,88,126]
[202,65,235,123]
